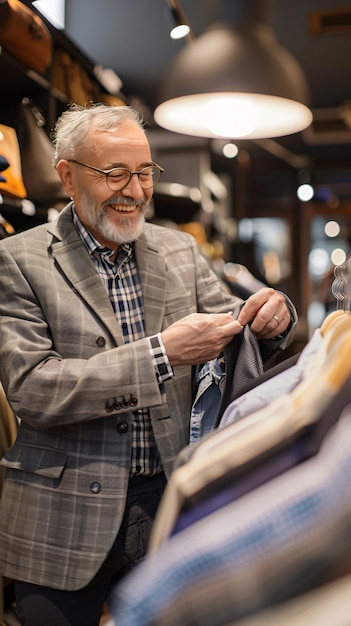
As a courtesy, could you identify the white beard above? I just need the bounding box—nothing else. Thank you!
[79,187,146,245]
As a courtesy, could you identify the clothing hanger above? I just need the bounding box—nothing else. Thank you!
[320,309,348,337]
[322,312,351,355]
[331,259,351,311]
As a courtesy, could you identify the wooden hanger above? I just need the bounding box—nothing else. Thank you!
[320,310,347,337]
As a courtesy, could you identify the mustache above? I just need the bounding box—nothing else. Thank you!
[102,195,147,209]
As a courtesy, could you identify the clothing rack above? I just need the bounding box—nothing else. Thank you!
[331,258,351,310]
[111,310,351,625]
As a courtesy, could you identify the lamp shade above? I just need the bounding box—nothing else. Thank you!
[154,21,313,139]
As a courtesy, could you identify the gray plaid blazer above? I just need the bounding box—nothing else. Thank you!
[0,204,296,590]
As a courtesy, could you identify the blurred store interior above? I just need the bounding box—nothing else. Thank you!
[3,0,351,349]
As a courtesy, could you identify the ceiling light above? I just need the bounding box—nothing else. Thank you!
[155,1,313,139]
[170,22,190,40]
[167,0,193,41]
[325,221,340,238]
[222,142,239,158]
[297,183,314,202]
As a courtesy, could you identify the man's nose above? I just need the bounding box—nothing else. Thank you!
[121,172,144,195]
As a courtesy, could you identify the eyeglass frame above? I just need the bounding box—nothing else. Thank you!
[67,159,164,191]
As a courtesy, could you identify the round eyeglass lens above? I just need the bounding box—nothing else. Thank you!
[107,166,161,190]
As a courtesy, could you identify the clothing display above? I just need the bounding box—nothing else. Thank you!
[111,311,351,625]
[148,312,348,551]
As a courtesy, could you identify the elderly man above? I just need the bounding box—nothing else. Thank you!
[0,103,296,625]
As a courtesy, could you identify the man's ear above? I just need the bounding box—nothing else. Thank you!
[56,160,75,197]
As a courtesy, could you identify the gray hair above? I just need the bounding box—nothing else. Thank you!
[53,103,145,166]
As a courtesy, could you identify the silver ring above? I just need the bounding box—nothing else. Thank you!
[272,315,280,324]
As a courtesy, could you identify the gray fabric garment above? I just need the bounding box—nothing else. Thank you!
[215,319,264,426]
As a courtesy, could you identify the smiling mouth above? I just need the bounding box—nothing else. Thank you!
[109,203,138,213]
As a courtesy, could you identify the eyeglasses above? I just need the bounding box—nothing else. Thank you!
[68,160,164,191]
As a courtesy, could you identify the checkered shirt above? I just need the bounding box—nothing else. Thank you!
[72,207,173,475]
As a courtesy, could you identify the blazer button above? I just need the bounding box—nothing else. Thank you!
[90,481,102,494]
[116,421,128,434]
[105,399,116,412]
[96,336,106,347]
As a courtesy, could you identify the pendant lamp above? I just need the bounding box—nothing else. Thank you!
[155,0,313,139]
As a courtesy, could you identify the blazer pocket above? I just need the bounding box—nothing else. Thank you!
[1,442,67,479]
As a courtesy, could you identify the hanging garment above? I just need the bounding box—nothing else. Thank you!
[18,98,67,207]
[189,291,299,444]
[190,358,224,443]
[190,318,264,443]
[111,393,351,626]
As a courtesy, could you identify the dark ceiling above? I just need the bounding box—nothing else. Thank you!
[62,0,351,205]
[64,0,351,112]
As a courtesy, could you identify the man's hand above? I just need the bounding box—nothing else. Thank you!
[161,312,242,367]
[237,287,291,339]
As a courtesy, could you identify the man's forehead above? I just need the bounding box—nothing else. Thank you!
[92,124,149,146]
[87,124,151,161]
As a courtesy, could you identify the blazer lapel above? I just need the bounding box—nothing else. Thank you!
[135,227,167,336]
[47,206,123,343]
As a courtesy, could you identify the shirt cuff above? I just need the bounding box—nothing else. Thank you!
[148,334,174,383]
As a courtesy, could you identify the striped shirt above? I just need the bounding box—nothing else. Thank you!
[72,207,173,476]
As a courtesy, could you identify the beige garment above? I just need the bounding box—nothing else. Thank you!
[231,573,351,626]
